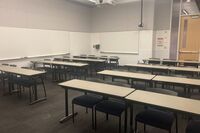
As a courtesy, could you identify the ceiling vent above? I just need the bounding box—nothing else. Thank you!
[88,0,116,5]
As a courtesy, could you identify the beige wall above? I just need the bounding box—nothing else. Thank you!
[154,0,172,30]
[153,0,172,58]
[0,0,173,64]
[0,0,92,32]
[91,0,155,32]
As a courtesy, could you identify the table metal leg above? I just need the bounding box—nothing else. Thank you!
[124,102,128,133]
[130,103,133,133]
[29,76,47,105]
[60,88,77,123]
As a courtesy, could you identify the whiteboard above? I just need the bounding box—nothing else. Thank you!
[0,26,70,60]
[69,32,91,55]
[99,31,139,54]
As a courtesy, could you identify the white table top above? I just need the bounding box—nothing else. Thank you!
[143,59,161,61]
[162,60,179,63]
[143,59,200,64]
[0,65,45,76]
[126,64,200,73]
[64,58,106,63]
[126,90,200,115]
[34,60,88,67]
[125,64,169,70]
[178,60,200,64]
[99,57,119,60]
[97,70,156,80]
[169,66,200,72]
[72,56,119,60]
[59,79,135,98]
[153,75,200,86]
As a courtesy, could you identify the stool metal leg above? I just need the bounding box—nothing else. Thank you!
[119,116,121,133]
[92,108,94,129]
[95,109,97,130]
[135,121,137,133]
[106,113,109,120]
[72,103,75,123]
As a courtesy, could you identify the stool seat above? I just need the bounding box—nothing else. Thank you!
[186,120,200,133]
[136,109,175,130]
[73,95,102,108]
[95,100,125,116]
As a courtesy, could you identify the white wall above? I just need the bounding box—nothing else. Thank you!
[153,0,172,59]
[90,30,153,65]
[90,0,155,65]
[69,32,91,56]
[0,0,92,66]
[0,30,91,67]
[91,0,155,32]
[0,0,173,66]
[154,30,171,59]
[0,0,92,32]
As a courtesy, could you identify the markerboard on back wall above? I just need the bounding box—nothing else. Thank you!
[0,26,70,60]
[99,31,139,54]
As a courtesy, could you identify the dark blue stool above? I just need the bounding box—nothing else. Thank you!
[186,120,200,133]
[95,99,126,133]
[135,108,177,133]
[72,94,102,129]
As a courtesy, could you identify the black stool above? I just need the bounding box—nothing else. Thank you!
[95,99,126,133]
[186,120,200,133]
[72,94,102,128]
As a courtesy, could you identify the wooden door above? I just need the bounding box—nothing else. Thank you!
[179,16,200,61]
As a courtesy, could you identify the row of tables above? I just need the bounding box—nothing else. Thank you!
[63,57,106,63]
[97,70,200,95]
[59,79,200,132]
[143,58,200,68]
[0,65,47,104]
[32,60,94,81]
[72,55,119,61]
[126,64,200,76]
[31,58,103,69]
[1,60,200,132]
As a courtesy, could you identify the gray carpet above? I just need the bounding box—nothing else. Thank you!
[0,76,196,133]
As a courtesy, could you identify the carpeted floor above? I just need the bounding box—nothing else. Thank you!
[0,75,198,133]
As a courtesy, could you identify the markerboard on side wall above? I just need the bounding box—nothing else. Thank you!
[0,26,70,60]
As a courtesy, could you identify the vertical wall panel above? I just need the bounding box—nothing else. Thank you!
[170,0,182,59]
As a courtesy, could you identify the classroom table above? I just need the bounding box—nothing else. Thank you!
[97,70,156,88]
[125,64,200,77]
[125,90,200,131]
[169,66,200,77]
[32,60,88,66]
[63,58,107,74]
[63,58,106,63]
[162,59,179,66]
[33,60,88,67]
[72,55,119,62]
[144,59,200,68]
[152,75,200,96]
[143,59,161,65]
[99,56,119,60]
[125,64,169,74]
[59,79,135,132]
[32,60,88,80]
[0,65,46,104]
[178,60,200,68]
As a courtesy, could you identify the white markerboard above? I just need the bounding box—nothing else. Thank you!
[69,32,91,55]
[99,31,139,54]
[0,26,70,60]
